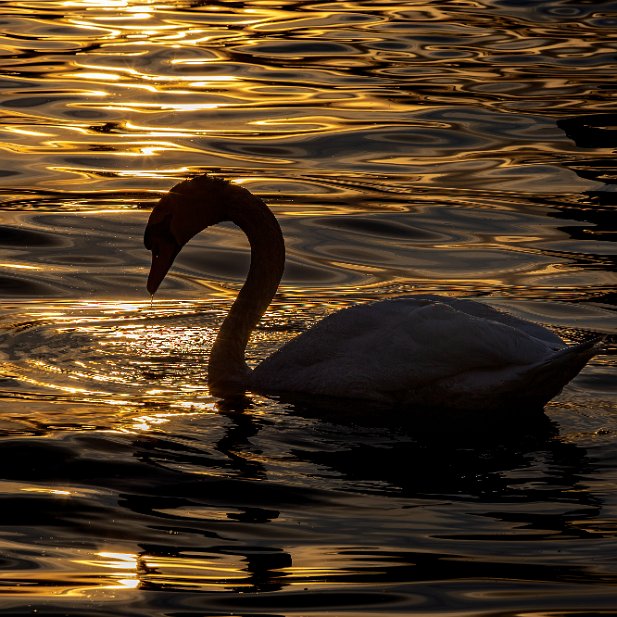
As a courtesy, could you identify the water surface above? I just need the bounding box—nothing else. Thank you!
[0,1,616,615]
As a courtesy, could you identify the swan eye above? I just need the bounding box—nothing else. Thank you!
[144,214,178,255]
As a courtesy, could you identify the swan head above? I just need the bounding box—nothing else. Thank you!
[144,175,248,294]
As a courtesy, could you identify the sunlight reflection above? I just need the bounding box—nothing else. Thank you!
[69,72,122,81]
[0,263,40,270]
[129,413,172,432]
[61,0,156,14]
[4,127,55,138]
[0,0,614,610]
[74,551,140,591]
[22,487,72,496]
[0,297,225,411]
[102,102,224,111]
[62,0,142,6]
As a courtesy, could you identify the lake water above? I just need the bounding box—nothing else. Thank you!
[0,0,616,614]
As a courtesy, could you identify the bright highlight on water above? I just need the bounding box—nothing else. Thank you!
[0,0,614,614]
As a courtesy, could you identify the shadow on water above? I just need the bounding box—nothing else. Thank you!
[0,393,611,605]
[115,400,604,596]
[550,114,617,306]
[556,114,617,229]
[0,396,598,502]
[269,398,596,503]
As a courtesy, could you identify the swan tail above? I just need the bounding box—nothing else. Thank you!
[517,337,603,405]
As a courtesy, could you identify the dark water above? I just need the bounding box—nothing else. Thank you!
[0,1,616,614]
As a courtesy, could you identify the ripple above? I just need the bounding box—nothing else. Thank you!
[0,0,613,193]
[0,1,616,614]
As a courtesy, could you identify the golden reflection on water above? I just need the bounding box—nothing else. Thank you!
[1,0,612,192]
[0,538,399,595]
[0,553,139,596]
[1,527,477,597]
[0,0,615,608]
[1,300,215,411]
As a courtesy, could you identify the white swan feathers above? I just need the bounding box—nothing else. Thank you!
[144,175,599,411]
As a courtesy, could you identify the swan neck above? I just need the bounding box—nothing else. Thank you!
[208,199,285,397]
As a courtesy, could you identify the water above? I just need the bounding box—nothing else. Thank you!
[0,0,616,614]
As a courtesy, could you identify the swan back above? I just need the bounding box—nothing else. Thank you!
[252,296,590,409]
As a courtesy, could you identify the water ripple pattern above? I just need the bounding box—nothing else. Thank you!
[0,1,615,615]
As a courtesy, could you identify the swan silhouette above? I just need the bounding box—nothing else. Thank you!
[144,175,599,411]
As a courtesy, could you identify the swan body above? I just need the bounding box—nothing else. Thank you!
[145,175,599,412]
[251,295,595,409]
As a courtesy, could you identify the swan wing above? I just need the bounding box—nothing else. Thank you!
[415,295,565,348]
[252,296,567,402]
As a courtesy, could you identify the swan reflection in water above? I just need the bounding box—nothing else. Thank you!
[144,175,600,414]
[118,400,601,593]
[0,392,603,593]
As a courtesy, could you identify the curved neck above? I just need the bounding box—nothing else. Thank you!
[208,197,285,397]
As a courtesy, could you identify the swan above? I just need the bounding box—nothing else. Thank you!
[144,174,600,411]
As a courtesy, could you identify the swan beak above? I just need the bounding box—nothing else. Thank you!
[147,240,180,295]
